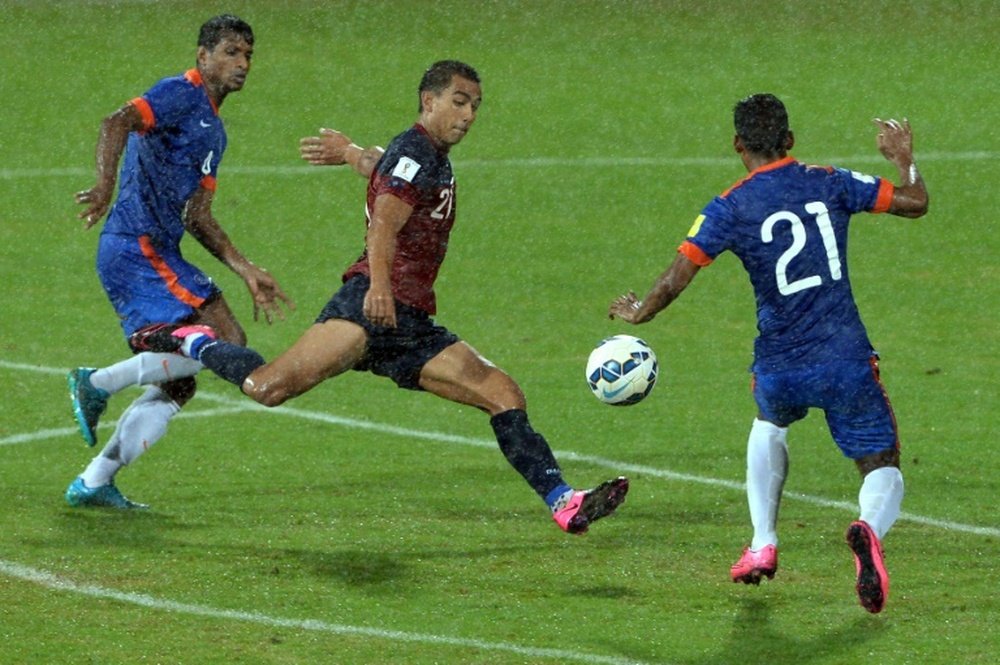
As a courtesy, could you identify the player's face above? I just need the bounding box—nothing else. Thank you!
[421,75,482,149]
[198,34,253,97]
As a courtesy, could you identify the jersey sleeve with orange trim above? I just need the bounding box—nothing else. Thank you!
[871,179,895,213]
[129,97,155,131]
[678,239,713,266]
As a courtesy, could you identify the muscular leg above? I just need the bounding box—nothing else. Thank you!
[241,319,368,407]
[419,342,567,503]
[418,342,629,531]
[418,341,526,415]
[192,294,247,346]
[75,296,242,491]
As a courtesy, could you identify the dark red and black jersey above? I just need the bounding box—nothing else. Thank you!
[343,124,456,314]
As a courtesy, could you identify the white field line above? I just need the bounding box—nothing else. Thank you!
[2,359,998,538]
[0,150,997,180]
[0,560,653,665]
[0,358,995,662]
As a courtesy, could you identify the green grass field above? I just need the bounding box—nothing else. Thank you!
[1,1,998,663]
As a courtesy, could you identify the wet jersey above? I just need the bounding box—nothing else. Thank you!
[343,124,456,314]
[680,156,895,372]
[103,68,226,247]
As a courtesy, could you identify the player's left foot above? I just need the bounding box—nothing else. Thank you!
[67,368,109,447]
[846,520,889,613]
[65,477,149,510]
[553,476,629,534]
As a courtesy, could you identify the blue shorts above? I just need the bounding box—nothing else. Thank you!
[97,233,220,338]
[316,274,460,390]
[752,356,898,460]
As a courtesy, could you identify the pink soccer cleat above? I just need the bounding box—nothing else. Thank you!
[846,520,889,613]
[552,477,629,534]
[129,323,217,354]
[730,544,778,584]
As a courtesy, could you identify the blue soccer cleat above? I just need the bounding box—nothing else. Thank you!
[67,368,109,447]
[65,477,149,510]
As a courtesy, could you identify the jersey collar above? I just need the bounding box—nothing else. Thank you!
[748,155,796,177]
[184,68,219,115]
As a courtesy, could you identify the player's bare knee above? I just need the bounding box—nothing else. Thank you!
[241,375,289,407]
[486,371,526,412]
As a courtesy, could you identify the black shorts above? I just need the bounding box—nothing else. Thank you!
[316,274,460,390]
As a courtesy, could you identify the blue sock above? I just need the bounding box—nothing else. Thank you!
[544,484,574,512]
[197,340,266,387]
[489,409,567,504]
[185,334,215,361]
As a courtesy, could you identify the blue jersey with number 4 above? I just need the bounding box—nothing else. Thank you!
[104,68,226,247]
[680,156,894,372]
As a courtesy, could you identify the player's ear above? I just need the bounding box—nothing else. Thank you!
[419,90,435,114]
[784,131,795,151]
[196,45,208,67]
[733,134,745,154]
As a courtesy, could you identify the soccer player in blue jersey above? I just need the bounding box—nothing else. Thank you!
[143,60,629,535]
[66,15,293,509]
[609,94,928,613]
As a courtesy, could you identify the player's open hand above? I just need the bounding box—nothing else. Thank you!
[609,291,643,323]
[299,128,356,166]
[873,118,913,165]
[74,185,113,229]
[244,267,295,324]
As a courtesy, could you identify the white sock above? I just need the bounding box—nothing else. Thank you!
[88,353,203,395]
[746,418,789,550]
[80,386,180,486]
[858,466,904,540]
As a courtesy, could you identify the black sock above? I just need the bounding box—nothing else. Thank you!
[489,409,565,501]
[197,340,265,387]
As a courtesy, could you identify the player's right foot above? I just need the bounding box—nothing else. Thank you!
[65,477,149,510]
[553,476,629,534]
[129,323,216,355]
[67,368,109,447]
[730,544,778,584]
[846,520,889,613]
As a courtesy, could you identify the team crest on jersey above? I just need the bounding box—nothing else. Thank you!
[392,156,421,182]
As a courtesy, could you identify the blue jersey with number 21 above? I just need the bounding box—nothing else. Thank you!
[680,156,895,372]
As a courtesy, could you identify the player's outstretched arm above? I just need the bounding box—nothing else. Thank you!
[183,187,295,323]
[299,128,384,178]
[74,103,145,229]
[873,118,928,218]
[609,253,700,324]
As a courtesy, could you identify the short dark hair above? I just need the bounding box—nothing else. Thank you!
[198,14,254,51]
[734,93,789,155]
[418,60,480,112]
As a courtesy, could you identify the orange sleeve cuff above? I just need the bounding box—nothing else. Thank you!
[200,175,217,191]
[678,240,713,266]
[130,97,155,131]
[872,179,894,213]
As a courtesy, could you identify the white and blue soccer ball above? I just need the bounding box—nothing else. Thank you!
[586,335,658,406]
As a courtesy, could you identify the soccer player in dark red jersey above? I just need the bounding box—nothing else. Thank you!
[609,94,928,612]
[65,15,293,509]
[150,60,629,534]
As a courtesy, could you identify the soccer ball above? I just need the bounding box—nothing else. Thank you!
[585,335,658,405]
